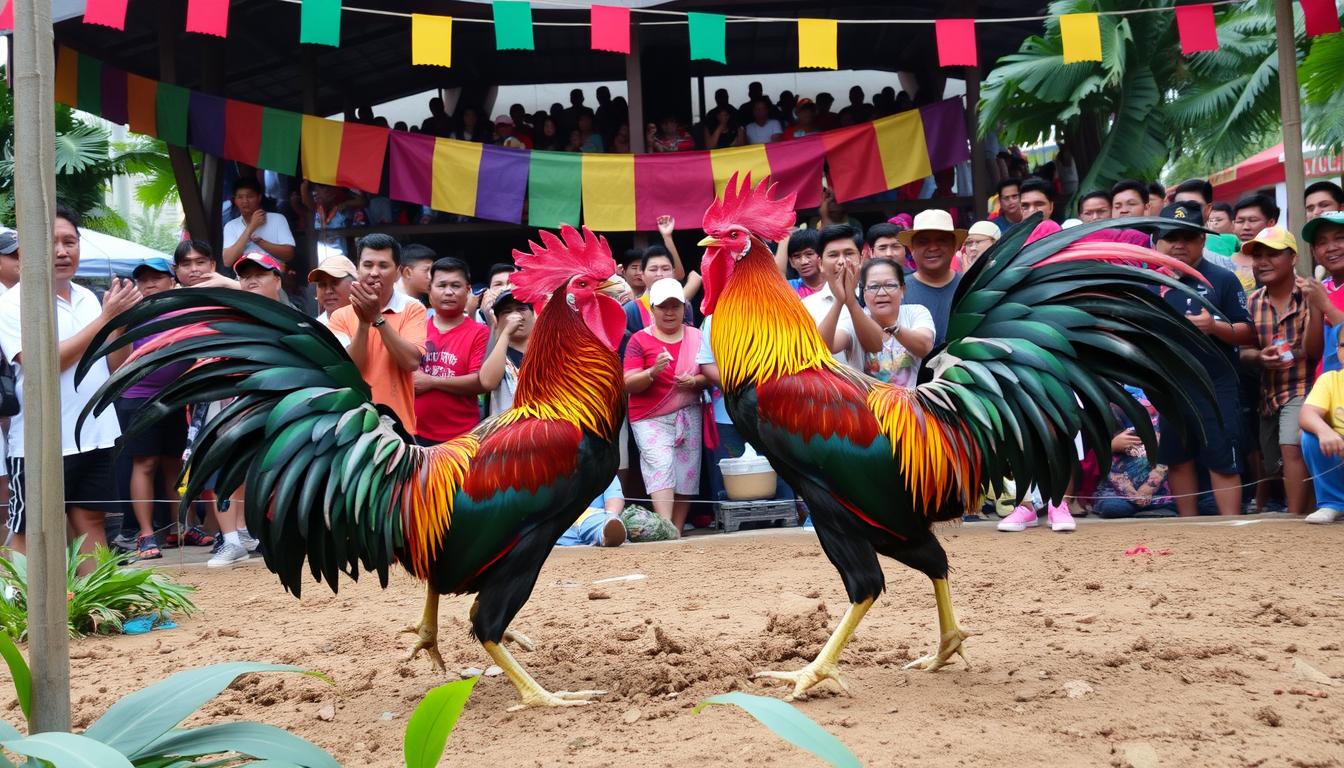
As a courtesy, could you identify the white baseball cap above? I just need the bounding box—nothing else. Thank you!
[647,277,684,307]
[965,220,1001,241]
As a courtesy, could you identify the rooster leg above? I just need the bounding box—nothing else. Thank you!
[482,640,606,711]
[904,578,974,672]
[402,586,445,672]
[752,597,874,700]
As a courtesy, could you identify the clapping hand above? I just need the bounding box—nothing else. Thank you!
[348,280,382,324]
[651,349,673,377]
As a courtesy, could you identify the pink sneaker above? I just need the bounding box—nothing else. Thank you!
[1047,501,1076,532]
[997,504,1039,532]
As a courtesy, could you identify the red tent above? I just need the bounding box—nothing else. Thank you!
[1211,143,1344,202]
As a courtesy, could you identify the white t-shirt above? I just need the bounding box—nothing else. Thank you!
[222,212,295,261]
[848,304,935,388]
[0,283,122,457]
[801,284,857,368]
[744,119,783,144]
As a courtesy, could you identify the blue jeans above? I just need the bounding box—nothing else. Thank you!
[1093,497,1177,519]
[707,421,794,502]
[557,512,621,547]
[1301,431,1344,511]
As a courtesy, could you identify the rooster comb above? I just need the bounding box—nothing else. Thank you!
[510,225,616,303]
[702,172,797,244]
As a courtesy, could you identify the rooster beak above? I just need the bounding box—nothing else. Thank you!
[698,236,721,247]
[596,277,619,291]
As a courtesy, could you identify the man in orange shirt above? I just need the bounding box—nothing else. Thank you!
[328,234,427,434]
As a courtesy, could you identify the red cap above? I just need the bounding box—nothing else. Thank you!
[235,252,283,275]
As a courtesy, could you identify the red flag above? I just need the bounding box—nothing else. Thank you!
[591,5,631,54]
[186,0,229,37]
[224,100,264,166]
[1300,0,1341,37]
[0,1,12,31]
[935,19,977,67]
[336,123,390,193]
[634,152,715,230]
[822,124,888,203]
[1175,4,1218,54]
[84,0,130,30]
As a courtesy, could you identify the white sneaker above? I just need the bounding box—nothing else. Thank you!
[237,530,261,552]
[1305,508,1342,524]
[207,541,250,568]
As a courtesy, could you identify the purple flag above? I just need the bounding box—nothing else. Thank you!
[100,64,128,125]
[475,144,529,224]
[919,98,970,172]
[188,92,226,157]
[387,131,435,206]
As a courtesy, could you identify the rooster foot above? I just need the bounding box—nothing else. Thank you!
[503,629,535,651]
[402,623,445,672]
[904,626,975,672]
[506,688,607,712]
[752,662,850,701]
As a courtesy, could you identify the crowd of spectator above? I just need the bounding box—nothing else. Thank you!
[5,142,1344,567]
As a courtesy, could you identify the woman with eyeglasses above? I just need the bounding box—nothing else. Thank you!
[849,258,935,388]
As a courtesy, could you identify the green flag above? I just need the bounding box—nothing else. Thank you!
[156,83,190,147]
[76,53,102,115]
[258,108,302,175]
[300,0,341,46]
[688,12,726,64]
[493,1,534,51]
[528,151,582,229]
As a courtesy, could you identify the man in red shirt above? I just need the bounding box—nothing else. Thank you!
[413,257,490,446]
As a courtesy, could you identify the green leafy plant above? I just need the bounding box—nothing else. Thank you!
[695,692,863,767]
[404,677,478,768]
[0,537,196,640]
[0,638,336,768]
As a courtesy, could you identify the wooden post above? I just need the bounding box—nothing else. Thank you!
[1274,0,1309,276]
[626,19,645,154]
[12,0,72,733]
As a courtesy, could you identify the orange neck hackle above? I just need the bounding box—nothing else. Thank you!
[709,236,836,393]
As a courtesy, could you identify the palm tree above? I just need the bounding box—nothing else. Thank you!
[1301,30,1344,152]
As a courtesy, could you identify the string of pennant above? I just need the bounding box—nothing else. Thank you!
[3,1,1341,68]
[53,46,972,233]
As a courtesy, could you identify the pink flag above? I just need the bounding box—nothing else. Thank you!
[935,19,977,67]
[186,0,230,37]
[1174,4,1218,54]
[84,0,130,30]
[1301,0,1341,37]
[591,5,630,54]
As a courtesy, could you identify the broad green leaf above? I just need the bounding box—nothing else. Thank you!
[694,692,862,768]
[133,723,337,767]
[85,662,331,757]
[0,631,31,721]
[2,731,134,767]
[404,677,479,768]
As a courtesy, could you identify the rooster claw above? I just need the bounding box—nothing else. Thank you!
[404,625,445,672]
[752,664,850,701]
[904,627,975,672]
[506,689,606,712]
[503,629,535,651]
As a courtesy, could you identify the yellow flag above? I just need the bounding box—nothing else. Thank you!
[300,116,343,185]
[581,154,636,231]
[431,138,483,215]
[874,111,933,189]
[798,18,838,70]
[709,145,770,197]
[1060,13,1102,63]
[412,14,453,68]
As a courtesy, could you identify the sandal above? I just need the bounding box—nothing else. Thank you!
[182,526,215,547]
[136,535,162,561]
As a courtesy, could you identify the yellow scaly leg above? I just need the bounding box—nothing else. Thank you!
[753,597,874,700]
[483,640,607,711]
[904,577,974,671]
[401,586,444,671]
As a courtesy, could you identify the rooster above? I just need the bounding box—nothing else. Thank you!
[697,174,1218,699]
[77,226,628,710]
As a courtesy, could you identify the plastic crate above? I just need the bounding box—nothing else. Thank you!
[716,499,797,533]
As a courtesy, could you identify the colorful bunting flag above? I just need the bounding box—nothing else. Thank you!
[591,5,630,54]
[688,12,726,64]
[1300,0,1341,37]
[710,145,771,198]
[1174,4,1218,54]
[100,65,129,125]
[156,84,191,147]
[300,116,343,185]
[337,123,389,192]
[224,100,264,166]
[54,47,79,108]
[873,110,933,191]
[300,0,342,47]
[823,124,888,201]
[127,74,158,136]
[412,14,454,67]
[493,1,535,51]
[528,152,582,228]
[634,153,715,231]
[798,18,838,70]
[76,55,103,116]
[83,0,130,30]
[185,0,230,37]
[935,19,977,67]
[476,146,529,224]
[388,131,436,206]
[0,1,11,32]
[1060,13,1102,63]
[258,108,302,175]
[189,92,227,157]
[431,139,484,215]
[763,135,826,209]
[582,154,636,231]
[918,99,971,173]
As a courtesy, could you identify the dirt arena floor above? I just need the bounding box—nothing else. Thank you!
[5,516,1344,767]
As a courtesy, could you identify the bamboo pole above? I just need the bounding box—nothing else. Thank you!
[12,0,72,733]
[1274,0,1309,276]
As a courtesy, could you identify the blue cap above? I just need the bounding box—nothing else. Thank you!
[132,257,175,278]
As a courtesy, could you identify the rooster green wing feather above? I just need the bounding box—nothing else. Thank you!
[863,216,1223,518]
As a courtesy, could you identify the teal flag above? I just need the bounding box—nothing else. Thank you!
[300,0,341,46]
[258,108,302,175]
[528,151,582,229]
[493,1,534,51]
[688,12,726,64]
[156,83,190,147]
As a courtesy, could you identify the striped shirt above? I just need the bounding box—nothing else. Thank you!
[1247,285,1313,414]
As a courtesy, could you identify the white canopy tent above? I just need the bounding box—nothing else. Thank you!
[74,228,170,279]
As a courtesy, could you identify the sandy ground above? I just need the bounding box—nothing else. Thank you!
[4,516,1344,767]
